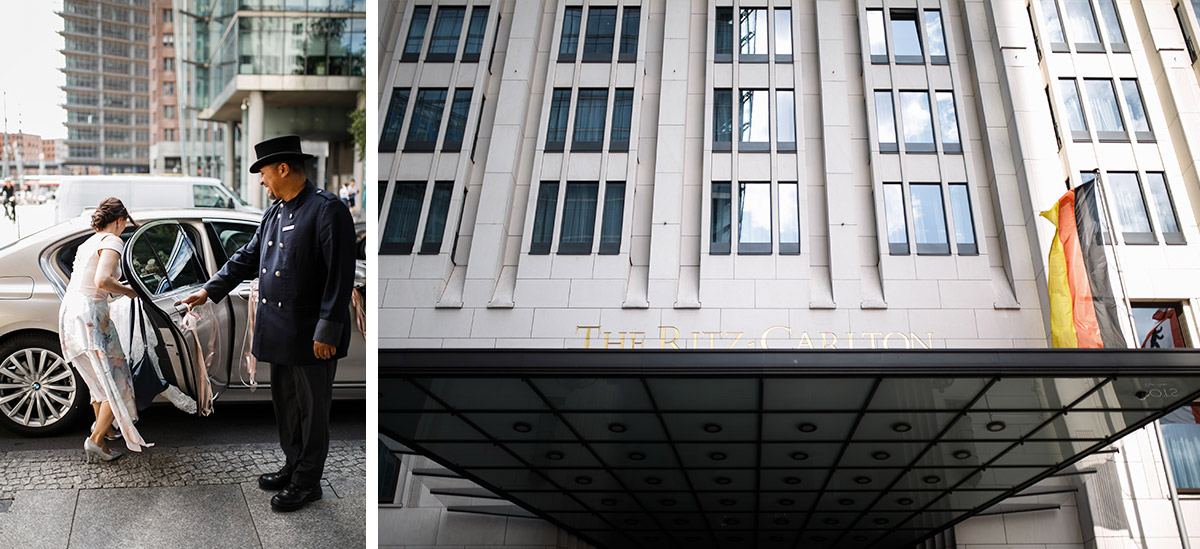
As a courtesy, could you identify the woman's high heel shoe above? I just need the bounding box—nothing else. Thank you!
[84,438,122,463]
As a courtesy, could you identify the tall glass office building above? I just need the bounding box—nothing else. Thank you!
[380,1,1200,548]
[177,0,366,206]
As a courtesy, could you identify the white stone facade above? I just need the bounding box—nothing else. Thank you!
[380,0,1200,547]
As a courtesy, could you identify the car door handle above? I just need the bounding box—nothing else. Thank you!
[174,303,190,314]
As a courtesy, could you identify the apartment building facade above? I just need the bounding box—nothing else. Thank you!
[379,1,1200,547]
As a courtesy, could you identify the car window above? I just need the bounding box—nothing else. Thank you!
[205,221,257,263]
[127,223,208,297]
[194,184,234,209]
[55,227,138,278]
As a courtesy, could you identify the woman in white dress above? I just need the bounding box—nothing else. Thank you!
[58,198,151,461]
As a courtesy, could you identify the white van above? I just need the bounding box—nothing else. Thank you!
[53,176,260,223]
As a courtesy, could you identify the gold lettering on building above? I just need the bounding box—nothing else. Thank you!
[575,325,936,350]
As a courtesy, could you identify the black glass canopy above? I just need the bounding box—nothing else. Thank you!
[381,349,1200,549]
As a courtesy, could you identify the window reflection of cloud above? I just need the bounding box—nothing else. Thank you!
[938,94,959,144]
[740,184,771,244]
[740,90,769,142]
[901,93,933,143]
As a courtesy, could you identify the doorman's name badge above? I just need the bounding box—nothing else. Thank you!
[282,225,296,232]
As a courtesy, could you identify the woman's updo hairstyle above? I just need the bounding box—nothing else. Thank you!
[91,197,134,231]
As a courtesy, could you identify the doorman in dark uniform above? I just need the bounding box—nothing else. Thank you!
[178,135,356,512]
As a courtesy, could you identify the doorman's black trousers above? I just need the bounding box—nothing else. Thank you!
[270,360,337,489]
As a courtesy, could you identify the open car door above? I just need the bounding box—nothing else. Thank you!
[122,220,232,403]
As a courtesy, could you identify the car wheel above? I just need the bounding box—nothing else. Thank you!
[0,333,89,436]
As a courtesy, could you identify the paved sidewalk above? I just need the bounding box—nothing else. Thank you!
[0,440,365,548]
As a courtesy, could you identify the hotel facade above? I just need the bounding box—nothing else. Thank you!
[378,1,1200,547]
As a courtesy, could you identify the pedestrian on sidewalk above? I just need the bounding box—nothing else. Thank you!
[58,198,152,462]
[177,135,356,513]
[1,180,15,222]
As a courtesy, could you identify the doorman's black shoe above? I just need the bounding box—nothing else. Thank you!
[258,469,292,491]
[271,484,322,512]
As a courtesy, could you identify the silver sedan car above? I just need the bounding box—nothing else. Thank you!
[0,209,366,436]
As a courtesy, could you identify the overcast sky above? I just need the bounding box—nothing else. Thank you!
[0,1,65,139]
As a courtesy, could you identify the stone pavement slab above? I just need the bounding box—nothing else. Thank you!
[0,489,77,549]
[239,475,366,549]
[68,485,260,548]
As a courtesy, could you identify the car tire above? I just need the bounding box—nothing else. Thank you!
[0,333,89,437]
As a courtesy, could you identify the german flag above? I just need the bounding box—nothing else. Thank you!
[1041,181,1125,348]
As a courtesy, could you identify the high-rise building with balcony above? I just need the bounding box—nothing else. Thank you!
[175,0,366,207]
[380,1,1200,548]
[58,0,152,174]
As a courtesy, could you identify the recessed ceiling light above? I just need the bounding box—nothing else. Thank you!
[854,476,872,484]
[601,498,617,506]
[710,452,727,461]
[897,497,914,505]
[923,475,941,484]
[773,518,790,525]
[720,499,736,506]
[784,476,801,485]
[624,519,639,526]
[838,498,855,506]
[873,518,890,525]
[628,452,646,461]
[608,422,627,433]
[1135,390,1149,400]
[704,423,723,433]
[575,475,592,485]
[798,422,818,433]
[823,518,839,525]
[512,421,532,433]
[645,476,662,485]
[546,450,564,460]
[791,451,809,461]
[872,451,891,460]
[660,499,676,506]
[986,421,1006,432]
[892,422,912,433]
[715,476,733,485]
[953,450,972,460]
[778,498,795,506]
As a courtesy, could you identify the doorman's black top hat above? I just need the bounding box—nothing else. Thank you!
[249,135,316,174]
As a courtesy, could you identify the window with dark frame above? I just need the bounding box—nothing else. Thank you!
[738,8,768,63]
[1177,3,1198,63]
[1145,172,1185,244]
[419,182,454,254]
[462,6,489,62]
[1062,0,1103,52]
[738,89,770,152]
[599,182,625,254]
[910,183,950,255]
[949,184,977,255]
[1120,79,1154,142]
[572,89,608,151]
[777,90,796,152]
[379,88,410,152]
[546,89,571,152]
[1107,172,1156,244]
[1039,0,1070,52]
[715,8,734,63]
[610,89,633,151]
[890,10,923,64]
[711,182,732,254]
[530,182,558,255]
[1028,3,1044,60]
[875,91,899,153]
[582,7,617,62]
[559,182,598,254]
[868,9,888,64]
[559,6,582,62]
[427,7,465,62]
[404,88,447,152]
[899,91,936,153]
[619,7,640,62]
[381,182,425,255]
[779,182,800,254]
[442,89,472,152]
[1096,0,1128,52]
[1060,79,1090,142]
[936,91,961,153]
[401,6,430,61]
[1083,78,1127,142]
[713,89,733,151]
[925,10,948,64]
[884,183,909,255]
[738,182,771,254]
[1046,86,1063,149]
[775,9,793,62]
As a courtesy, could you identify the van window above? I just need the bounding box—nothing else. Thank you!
[194,185,235,209]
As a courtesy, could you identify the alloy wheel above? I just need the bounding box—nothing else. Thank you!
[0,348,76,429]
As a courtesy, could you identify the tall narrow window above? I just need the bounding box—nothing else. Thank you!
[442,89,472,152]
[715,8,734,62]
[775,9,793,62]
[1040,0,1069,52]
[1084,79,1126,142]
[1120,79,1153,142]
[900,91,935,152]
[427,7,465,62]
[911,184,949,254]
[891,10,923,63]
[379,88,409,152]
[619,7,640,62]
[1096,0,1127,51]
[925,10,948,63]
[711,182,732,254]
[599,182,625,254]
[739,8,768,62]
[531,182,559,255]
[378,181,388,215]
[779,183,800,254]
[462,6,489,62]
[949,184,977,254]
[401,7,429,61]
[936,91,961,153]
[559,7,582,62]
[1108,172,1155,244]
[405,89,447,152]
[1145,173,1184,244]
[884,183,909,254]
[1046,86,1063,149]
[573,89,608,151]
[420,182,453,254]
[1063,0,1102,51]
[1028,4,1044,60]
[739,89,770,151]
[1060,79,1090,141]
[777,90,796,151]
[875,91,898,153]
[610,89,633,151]
[738,182,771,254]
[868,9,888,64]
[1177,4,1198,63]
[382,182,425,255]
[714,89,733,150]
[546,89,571,151]
[560,182,599,254]
[582,7,617,62]
[1080,171,1112,244]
